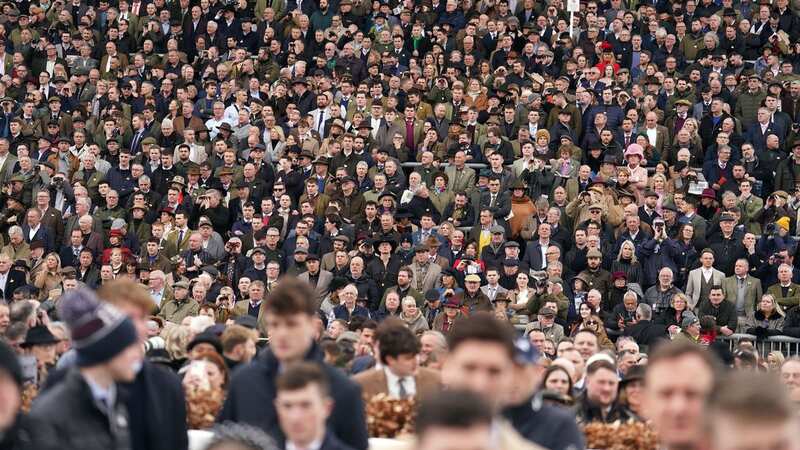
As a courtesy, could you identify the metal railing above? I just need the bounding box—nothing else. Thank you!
[719,333,800,357]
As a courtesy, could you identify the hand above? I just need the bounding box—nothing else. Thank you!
[720,326,734,336]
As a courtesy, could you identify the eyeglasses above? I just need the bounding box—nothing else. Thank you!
[586,320,598,325]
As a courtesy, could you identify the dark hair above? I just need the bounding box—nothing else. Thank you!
[586,358,616,376]
[648,340,722,378]
[263,278,317,317]
[447,313,516,359]
[416,390,493,437]
[541,364,574,393]
[275,361,330,397]
[377,318,420,364]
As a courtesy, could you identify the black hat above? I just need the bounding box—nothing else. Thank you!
[374,236,397,252]
[21,325,60,348]
[329,277,349,292]
[305,253,320,261]
[187,332,223,354]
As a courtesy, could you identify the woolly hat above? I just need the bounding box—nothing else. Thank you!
[58,288,138,367]
[776,216,791,232]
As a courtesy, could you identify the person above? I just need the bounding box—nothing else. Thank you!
[744,294,786,338]
[218,278,368,450]
[28,289,144,450]
[415,390,494,450]
[440,313,546,450]
[275,362,357,450]
[781,358,800,405]
[643,341,720,450]
[352,318,440,403]
[618,365,645,418]
[0,339,54,450]
[574,357,636,424]
[503,337,585,450]
[704,371,800,450]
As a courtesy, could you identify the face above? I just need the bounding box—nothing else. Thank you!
[781,361,800,403]
[442,341,513,411]
[106,343,144,382]
[275,384,331,447]
[643,355,715,449]
[545,369,571,395]
[265,312,315,362]
[574,332,599,360]
[587,367,619,407]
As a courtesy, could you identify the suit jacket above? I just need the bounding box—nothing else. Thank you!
[99,53,130,74]
[745,121,785,152]
[233,300,264,322]
[408,261,442,293]
[524,240,555,272]
[21,224,54,253]
[0,153,17,185]
[297,269,333,307]
[766,283,800,310]
[164,228,191,258]
[366,116,392,150]
[444,165,476,194]
[481,284,509,301]
[0,270,26,300]
[479,190,511,222]
[685,267,726,309]
[352,367,441,402]
[721,275,763,317]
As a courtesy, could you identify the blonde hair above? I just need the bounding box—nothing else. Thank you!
[163,325,192,361]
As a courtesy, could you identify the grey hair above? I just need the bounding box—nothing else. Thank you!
[636,303,653,320]
[7,225,22,237]
[206,422,279,450]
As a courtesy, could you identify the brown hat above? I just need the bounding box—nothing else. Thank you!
[586,249,602,259]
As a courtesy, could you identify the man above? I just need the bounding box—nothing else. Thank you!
[409,244,442,294]
[781,358,800,405]
[29,289,143,450]
[221,325,257,371]
[275,363,357,450]
[298,253,333,307]
[721,258,763,326]
[623,304,668,350]
[705,371,800,450]
[766,263,800,309]
[696,285,737,336]
[574,357,635,424]
[218,278,368,450]
[416,390,495,450]
[685,248,726,309]
[354,320,440,402]
[441,313,546,450]
[643,341,719,450]
[0,254,25,300]
[158,281,198,322]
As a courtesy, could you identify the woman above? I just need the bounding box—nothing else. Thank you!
[671,223,701,286]
[465,78,488,111]
[533,130,553,159]
[571,314,614,349]
[33,253,63,300]
[374,290,403,322]
[541,364,574,398]
[182,349,228,430]
[623,144,648,201]
[766,350,786,371]
[432,297,464,333]
[507,272,534,316]
[264,126,285,163]
[656,293,693,334]
[454,242,485,274]
[697,188,719,221]
[611,240,643,286]
[163,324,192,372]
[508,181,536,240]
[438,269,464,300]
[744,294,785,338]
[618,365,645,419]
[400,296,430,334]
[429,172,454,216]
[649,173,670,213]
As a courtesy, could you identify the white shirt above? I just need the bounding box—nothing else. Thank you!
[286,439,322,450]
[384,367,416,398]
[700,267,714,282]
[28,224,40,241]
[645,127,657,147]
[0,270,8,293]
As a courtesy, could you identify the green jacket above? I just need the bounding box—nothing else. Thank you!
[734,89,766,128]
[158,298,199,324]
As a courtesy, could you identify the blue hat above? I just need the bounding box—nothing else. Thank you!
[513,337,541,365]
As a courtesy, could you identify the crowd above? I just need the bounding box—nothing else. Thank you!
[1,0,800,447]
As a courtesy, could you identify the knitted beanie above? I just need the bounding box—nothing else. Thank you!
[58,288,138,367]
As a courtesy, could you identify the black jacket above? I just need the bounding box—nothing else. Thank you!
[504,393,585,450]
[218,344,369,450]
[623,320,668,350]
[0,414,57,450]
[125,361,188,450]
[573,392,638,425]
[29,369,131,450]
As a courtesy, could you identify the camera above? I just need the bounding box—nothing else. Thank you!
[772,252,784,263]
[51,176,64,189]
[765,223,777,234]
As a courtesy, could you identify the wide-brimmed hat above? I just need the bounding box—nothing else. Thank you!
[21,325,60,348]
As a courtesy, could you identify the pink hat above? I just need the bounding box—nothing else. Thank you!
[624,144,644,158]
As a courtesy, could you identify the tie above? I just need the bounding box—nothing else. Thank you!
[316,112,324,135]
[398,378,408,398]
[178,230,184,247]
[490,193,496,207]
[131,131,142,153]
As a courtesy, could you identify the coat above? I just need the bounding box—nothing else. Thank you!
[721,275,762,318]
[684,267,726,309]
[297,270,334,307]
[744,309,785,337]
[352,367,441,402]
[504,393,585,450]
[157,298,199,323]
[766,283,800,310]
[218,344,369,450]
[29,369,131,450]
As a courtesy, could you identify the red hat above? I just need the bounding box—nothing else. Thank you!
[443,297,461,309]
[612,271,627,281]
[109,229,124,238]
[601,41,613,52]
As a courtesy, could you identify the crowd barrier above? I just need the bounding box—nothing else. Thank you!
[717,334,800,357]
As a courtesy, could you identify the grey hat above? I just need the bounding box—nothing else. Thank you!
[490,225,505,234]
[111,218,127,230]
[681,312,699,328]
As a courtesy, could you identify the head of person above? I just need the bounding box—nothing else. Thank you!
[705,371,800,450]
[442,313,516,412]
[274,362,334,449]
[585,359,619,409]
[416,390,494,450]
[377,319,420,377]
[643,341,720,450]
[262,278,317,363]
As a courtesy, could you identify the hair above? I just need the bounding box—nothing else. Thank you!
[416,390,493,437]
[586,358,616,376]
[192,348,230,386]
[706,371,796,432]
[447,312,516,359]
[541,364,574,393]
[97,279,156,313]
[377,318,420,364]
[263,277,316,317]
[221,324,257,353]
[163,325,192,361]
[275,361,331,397]
[205,423,279,450]
[648,340,722,378]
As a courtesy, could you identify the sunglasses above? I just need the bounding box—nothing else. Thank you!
[586,320,598,325]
